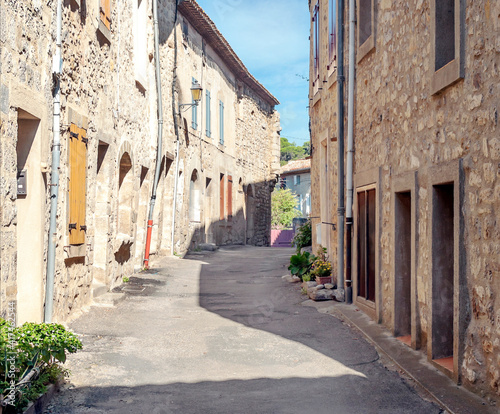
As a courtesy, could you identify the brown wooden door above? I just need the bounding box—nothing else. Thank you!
[357,188,376,302]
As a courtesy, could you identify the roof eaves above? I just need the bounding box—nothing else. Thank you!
[178,0,280,107]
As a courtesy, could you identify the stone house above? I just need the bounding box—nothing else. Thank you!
[309,0,500,402]
[279,158,312,217]
[0,0,280,325]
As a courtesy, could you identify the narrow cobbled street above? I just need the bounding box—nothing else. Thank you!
[45,247,441,414]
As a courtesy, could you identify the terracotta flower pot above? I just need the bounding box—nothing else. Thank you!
[315,275,332,285]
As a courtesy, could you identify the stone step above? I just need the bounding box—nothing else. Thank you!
[91,292,126,308]
[198,243,218,251]
[91,282,108,299]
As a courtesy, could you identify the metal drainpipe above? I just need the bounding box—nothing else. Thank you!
[143,0,164,269]
[345,0,356,304]
[171,1,181,256]
[336,0,346,300]
[44,0,63,323]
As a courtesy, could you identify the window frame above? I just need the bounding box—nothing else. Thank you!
[356,0,375,63]
[133,0,148,90]
[205,90,211,137]
[430,0,464,95]
[328,0,337,69]
[219,100,224,145]
[312,2,320,83]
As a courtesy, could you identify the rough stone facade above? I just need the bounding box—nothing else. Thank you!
[309,0,500,403]
[0,0,280,325]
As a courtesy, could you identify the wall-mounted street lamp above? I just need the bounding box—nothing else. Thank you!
[179,80,203,112]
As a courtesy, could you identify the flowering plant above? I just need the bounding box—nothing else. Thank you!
[311,260,332,277]
[310,246,332,277]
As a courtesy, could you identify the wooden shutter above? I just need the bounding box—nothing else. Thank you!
[206,90,211,137]
[219,100,224,145]
[227,175,233,220]
[219,174,225,221]
[69,124,87,245]
[100,0,111,30]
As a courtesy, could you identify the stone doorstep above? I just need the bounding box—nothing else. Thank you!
[319,302,497,414]
[23,379,63,414]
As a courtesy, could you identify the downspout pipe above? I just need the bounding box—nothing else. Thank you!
[336,0,346,300]
[171,1,181,256]
[143,0,164,269]
[44,0,63,323]
[346,0,356,304]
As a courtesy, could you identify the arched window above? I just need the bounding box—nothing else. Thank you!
[118,152,133,235]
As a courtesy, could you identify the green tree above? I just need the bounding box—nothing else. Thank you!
[302,141,311,156]
[280,137,306,166]
[271,189,301,229]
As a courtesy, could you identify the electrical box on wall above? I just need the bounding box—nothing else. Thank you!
[17,169,27,196]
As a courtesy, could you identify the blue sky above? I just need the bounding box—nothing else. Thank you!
[195,0,310,146]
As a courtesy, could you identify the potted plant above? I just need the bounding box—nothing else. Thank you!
[311,246,332,285]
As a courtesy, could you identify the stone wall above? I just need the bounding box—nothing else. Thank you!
[0,0,280,324]
[157,3,281,253]
[309,0,500,402]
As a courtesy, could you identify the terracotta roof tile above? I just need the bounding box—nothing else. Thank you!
[280,158,311,174]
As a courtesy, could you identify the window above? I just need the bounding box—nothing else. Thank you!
[357,0,375,62]
[134,0,147,89]
[68,123,88,245]
[280,177,287,189]
[227,175,233,221]
[182,18,189,41]
[294,175,301,185]
[219,100,224,145]
[328,0,337,68]
[298,194,303,212]
[192,77,198,130]
[312,2,320,80]
[189,170,201,222]
[206,90,211,137]
[99,0,112,40]
[430,0,464,94]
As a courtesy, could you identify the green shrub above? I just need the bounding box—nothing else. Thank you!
[0,320,82,412]
[288,251,316,281]
[292,220,312,252]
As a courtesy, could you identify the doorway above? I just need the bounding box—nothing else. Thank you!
[357,188,376,303]
[246,185,255,245]
[16,110,44,323]
[432,183,455,370]
[394,191,412,341]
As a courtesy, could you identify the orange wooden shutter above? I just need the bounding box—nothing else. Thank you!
[100,0,111,30]
[69,124,87,245]
[227,175,233,220]
[69,124,79,244]
[220,174,225,221]
[77,127,87,243]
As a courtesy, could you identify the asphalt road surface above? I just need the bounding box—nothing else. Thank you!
[44,246,441,414]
